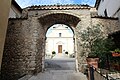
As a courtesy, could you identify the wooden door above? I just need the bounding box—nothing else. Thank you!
[58,45,62,53]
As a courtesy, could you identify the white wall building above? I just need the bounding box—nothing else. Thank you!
[95,0,120,20]
[9,0,22,18]
[46,24,74,58]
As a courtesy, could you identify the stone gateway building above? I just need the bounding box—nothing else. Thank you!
[1,4,120,80]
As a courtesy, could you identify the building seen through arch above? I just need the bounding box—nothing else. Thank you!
[45,24,74,58]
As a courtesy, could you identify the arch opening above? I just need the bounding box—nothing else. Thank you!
[45,24,75,58]
[44,24,76,70]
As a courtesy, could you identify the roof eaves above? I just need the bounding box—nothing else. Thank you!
[91,16,118,20]
[95,0,101,10]
[27,4,91,10]
[12,0,22,13]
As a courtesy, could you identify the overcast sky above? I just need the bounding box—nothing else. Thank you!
[15,0,96,8]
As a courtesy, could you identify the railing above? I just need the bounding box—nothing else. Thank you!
[88,66,120,80]
[94,70,107,80]
[88,66,108,80]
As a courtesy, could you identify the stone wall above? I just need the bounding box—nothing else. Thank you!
[1,19,26,80]
[91,17,120,35]
[1,17,45,80]
[75,10,91,71]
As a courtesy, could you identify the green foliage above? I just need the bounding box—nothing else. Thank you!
[80,24,115,65]
[69,54,75,58]
[91,37,115,59]
[52,51,56,54]
[65,51,68,54]
[111,48,120,53]
[80,24,104,57]
[80,24,103,44]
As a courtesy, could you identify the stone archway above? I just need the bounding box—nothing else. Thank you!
[37,13,80,71]
[38,13,80,30]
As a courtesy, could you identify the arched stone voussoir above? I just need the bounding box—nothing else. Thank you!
[38,12,81,27]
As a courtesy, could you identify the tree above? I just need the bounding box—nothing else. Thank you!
[80,24,104,57]
[80,24,115,68]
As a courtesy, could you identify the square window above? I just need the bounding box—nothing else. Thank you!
[59,33,61,37]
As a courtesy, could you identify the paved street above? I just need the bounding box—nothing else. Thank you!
[44,58,76,70]
[28,58,88,80]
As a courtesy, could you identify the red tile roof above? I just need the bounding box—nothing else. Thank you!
[26,4,91,10]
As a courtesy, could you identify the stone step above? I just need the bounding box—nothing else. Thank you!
[28,70,88,80]
[49,70,75,73]
[53,54,69,59]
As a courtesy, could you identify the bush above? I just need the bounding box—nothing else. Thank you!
[52,51,56,54]
[65,51,68,54]
[80,24,115,68]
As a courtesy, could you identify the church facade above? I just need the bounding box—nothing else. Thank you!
[46,24,74,58]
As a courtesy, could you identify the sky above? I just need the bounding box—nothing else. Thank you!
[15,0,96,8]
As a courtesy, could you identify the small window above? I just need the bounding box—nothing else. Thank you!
[104,9,108,17]
[59,33,61,37]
